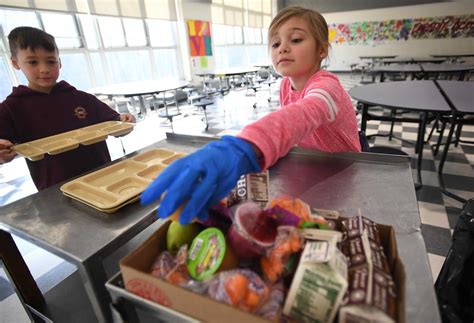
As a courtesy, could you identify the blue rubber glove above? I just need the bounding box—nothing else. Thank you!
[140,136,261,224]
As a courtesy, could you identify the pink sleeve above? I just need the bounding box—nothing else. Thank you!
[238,75,345,170]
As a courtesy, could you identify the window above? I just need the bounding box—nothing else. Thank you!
[123,18,146,47]
[59,53,91,90]
[97,16,125,48]
[0,9,40,38]
[104,50,152,83]
[40,12,81,49]
[225,25,235,44]
[211,1,273,69]
[89,52,107,87]
[0,6,183,93]
[243,27,253,44]
[0,56,13,101]
[147,19,176,47]
[233,26,243,44]
[78,14,100,50]
[152,49,181,80]
[213,24,226,46]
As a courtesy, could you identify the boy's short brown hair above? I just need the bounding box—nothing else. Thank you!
[268,6,329,52]
[8,26,58,58]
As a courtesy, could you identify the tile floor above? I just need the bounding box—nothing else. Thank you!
[0,73,473,304]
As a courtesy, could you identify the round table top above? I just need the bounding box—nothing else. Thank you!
[359,55,397,60]
[349,80,451,113]
[432,54,474,58]
[372,64,422,73]
[420,63,474,72]
[195,67,260,77]
[381,57,446,64]
[89,80,190,97]
[437,80,474,114]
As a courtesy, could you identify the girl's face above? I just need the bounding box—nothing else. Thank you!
[11,47,61,93]
[270,16,326,90]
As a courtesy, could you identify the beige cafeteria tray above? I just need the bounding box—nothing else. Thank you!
[12,121,134,161]
[60,148,186,212]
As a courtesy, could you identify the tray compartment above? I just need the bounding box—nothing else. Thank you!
[82,160,147,188]
[61,148,183,212]
[162,153,186,165]
[136,164,165,180]
[106,177,151,197]
[62,182,118,207]
[74,131,108,145]
[101,123,134,137]
[80,121,118,132]
[40,139,79,155]
[12,121,135,160]
[132,149,174,165]
[12,144,45,161]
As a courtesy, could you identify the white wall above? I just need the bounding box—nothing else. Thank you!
[179,0,215,84]
[322,2,474,70]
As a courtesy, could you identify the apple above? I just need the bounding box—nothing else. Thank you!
[166,221,202,254]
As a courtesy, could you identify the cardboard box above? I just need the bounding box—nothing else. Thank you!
[119,220,405,322]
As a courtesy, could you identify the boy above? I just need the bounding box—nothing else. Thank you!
[0,26,135,191]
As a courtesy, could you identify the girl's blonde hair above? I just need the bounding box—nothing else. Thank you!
[268,6,329,53]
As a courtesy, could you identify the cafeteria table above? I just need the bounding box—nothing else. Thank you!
[431,53,474,63]
[0,140,198,322]
[105,133,440,323]
[350,81,452,189]
[90,80,190,120]
[371,64,423,82]
[420,63,474,81]
[0,133,442,322]
[380,57,446,65]
[195,67,260,94]
[359,55,397,65]
[436,80,474,203]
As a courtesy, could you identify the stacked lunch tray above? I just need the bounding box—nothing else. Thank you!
[60,148,186,213]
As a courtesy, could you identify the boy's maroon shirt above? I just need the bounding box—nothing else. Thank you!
[0,80,120,190]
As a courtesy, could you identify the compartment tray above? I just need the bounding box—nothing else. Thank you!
[13,121,134,161]
[60,148,184,212]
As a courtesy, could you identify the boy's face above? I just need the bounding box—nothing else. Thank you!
[270,17,327,90]
[11,47,61,94]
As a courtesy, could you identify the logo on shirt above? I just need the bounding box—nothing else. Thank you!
[74,106,88,119]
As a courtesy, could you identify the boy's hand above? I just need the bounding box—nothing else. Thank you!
[0,139,17,164]
[120,113,136,123]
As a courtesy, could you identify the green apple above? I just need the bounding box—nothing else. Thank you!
[166,221,202,254]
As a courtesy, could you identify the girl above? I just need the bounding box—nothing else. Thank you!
[141,6,361,224]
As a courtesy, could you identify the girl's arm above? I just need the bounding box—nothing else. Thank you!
[238,73,358,170]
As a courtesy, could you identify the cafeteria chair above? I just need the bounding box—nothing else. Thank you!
[193,99,214,131]
[158,110,181,133]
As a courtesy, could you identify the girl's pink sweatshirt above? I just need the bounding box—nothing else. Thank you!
[238,69,361,170]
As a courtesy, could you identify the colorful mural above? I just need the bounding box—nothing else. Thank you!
[328,14,473,45]
[411,15,474,39]
[187,20,212,56]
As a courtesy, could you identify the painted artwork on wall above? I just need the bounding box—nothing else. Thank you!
[411,15,474,39]
[187,19,212,56]
[328,14,473,45]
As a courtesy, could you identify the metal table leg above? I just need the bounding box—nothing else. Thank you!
[414,112,428,189]
[437,114,467,203]
[360,103,368,132]
[77,258,112,322]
